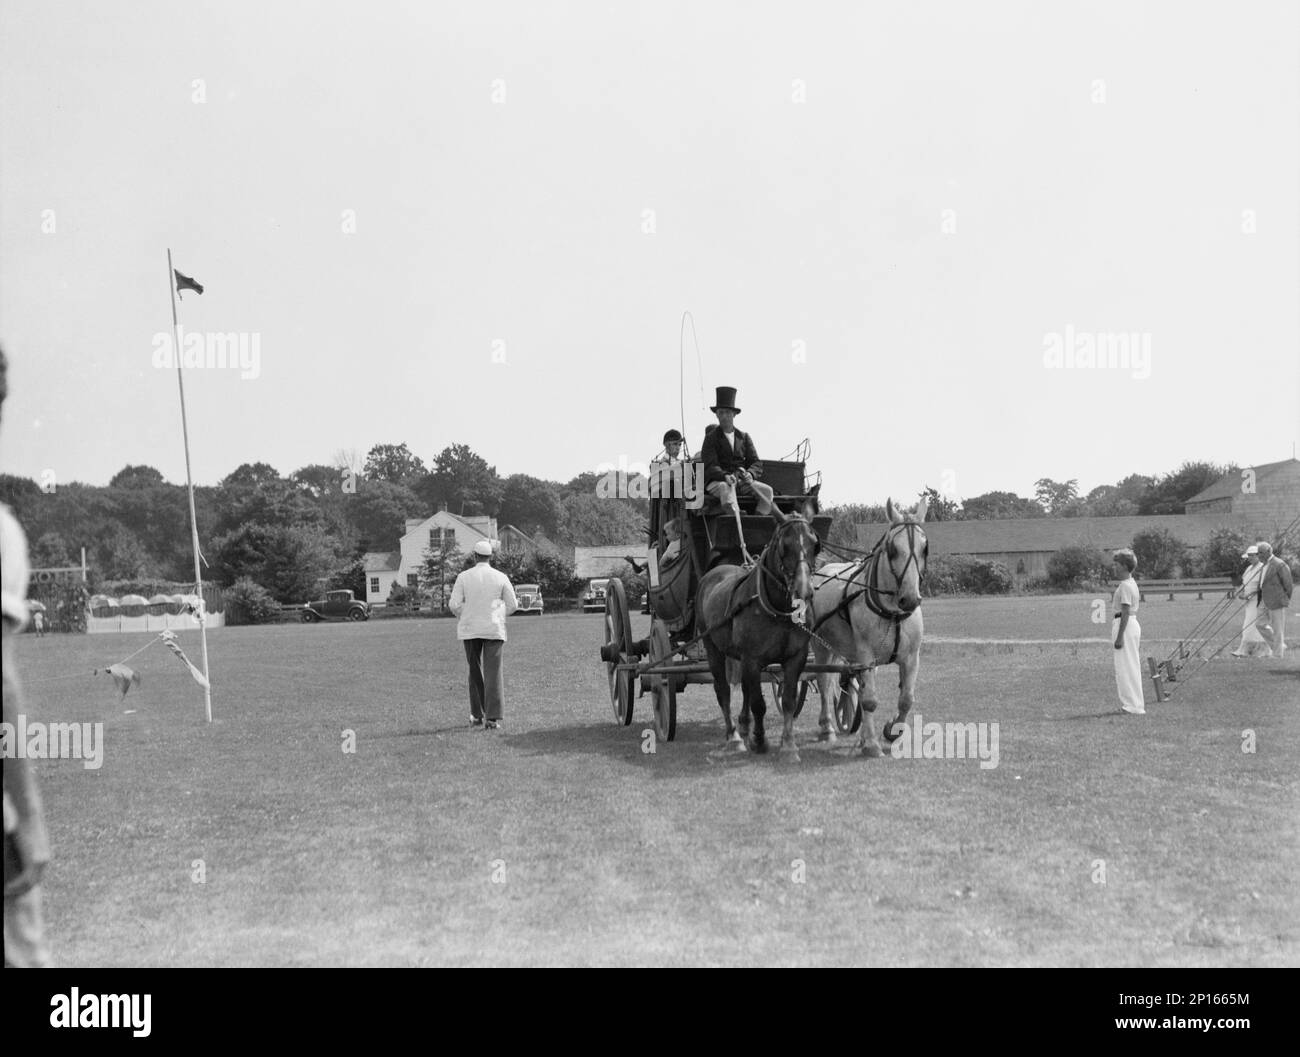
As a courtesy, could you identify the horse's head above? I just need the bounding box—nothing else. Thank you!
[883,496,930,613]
[769,499,821,604]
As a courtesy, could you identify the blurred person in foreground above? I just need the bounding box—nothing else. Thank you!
[1,346,53,966]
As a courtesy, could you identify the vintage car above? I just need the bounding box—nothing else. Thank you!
[515,583,544,615]
[582,578,611,613]
[301,589,371,623]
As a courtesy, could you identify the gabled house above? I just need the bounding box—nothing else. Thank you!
[1184,458,1300,523]
[362,510,498,603]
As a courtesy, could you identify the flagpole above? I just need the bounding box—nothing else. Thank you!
[168,248,213,723]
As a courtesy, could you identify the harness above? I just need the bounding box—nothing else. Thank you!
[811,521,925,666]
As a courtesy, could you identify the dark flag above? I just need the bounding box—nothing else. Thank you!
[174,269,204,299]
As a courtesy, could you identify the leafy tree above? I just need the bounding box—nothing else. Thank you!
[363,443,426,484]
[918,487,960,522]
[1083,484,1137,517]
[559,492,646,546]
[0,474,41,519]
[328,552,369,597]
[220,462,282,489]
[822,503,888,548]
[1199,528,1252,583]
[961,491,1044,520]
[31,531,73,567]
[291,463,344,498]
[345,479,424,550]
[1131,527,1189,579]
[225,577,282,625]
[1034,477,1079,515]
[92,524,153,580]
[500,474,564,536]
[1045,545,1110,590]
[109,465,167,489]
[419,443,502,515]
[1140,461,1233,515]
[210,523,338,602]
[420,536,465,611]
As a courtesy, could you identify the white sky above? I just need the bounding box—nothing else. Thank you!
[1,0,1297,506]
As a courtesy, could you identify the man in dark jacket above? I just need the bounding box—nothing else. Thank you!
[700,387,776,563]
[1255,541,1293,660]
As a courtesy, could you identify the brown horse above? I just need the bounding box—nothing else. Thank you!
[809,497,928,756]
[696,502,820,761]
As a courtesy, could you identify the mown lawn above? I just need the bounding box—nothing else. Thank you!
[13,593,1299,966]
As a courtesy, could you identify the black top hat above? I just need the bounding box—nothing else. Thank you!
[710,386,741,413]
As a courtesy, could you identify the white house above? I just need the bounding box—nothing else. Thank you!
[362,510,498,604]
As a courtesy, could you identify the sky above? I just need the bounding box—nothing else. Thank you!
[1,0,1297,508]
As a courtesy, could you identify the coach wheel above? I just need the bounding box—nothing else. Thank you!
[605,579,634,725]
[651,676,677,742]
[765,673,810,717]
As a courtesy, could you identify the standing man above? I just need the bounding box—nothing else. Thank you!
[2,346,53,967]
[1255,541,1293,660]
[700,386,776,564]
[449,540,518,730]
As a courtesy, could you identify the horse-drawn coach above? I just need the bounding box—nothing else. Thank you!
[597,437,931,760]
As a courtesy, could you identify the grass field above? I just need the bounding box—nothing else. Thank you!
[13,594,1300,966]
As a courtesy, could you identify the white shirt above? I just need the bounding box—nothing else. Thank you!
[449,562,518,640]
[0,503,30,629]
[1112,577,1139,615]
[722,430,735,449]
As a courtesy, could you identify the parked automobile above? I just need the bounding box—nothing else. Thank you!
[582,578,611,613]
[302,589,371,623]
[515,583,544,615]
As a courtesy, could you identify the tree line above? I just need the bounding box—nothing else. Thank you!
[0,447,1237,603]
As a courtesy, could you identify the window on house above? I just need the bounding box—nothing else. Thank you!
[370,577,379,594]
[407,574,420,588]
[1016,559,1026,575]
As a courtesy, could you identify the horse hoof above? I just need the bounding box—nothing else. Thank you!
[778,746,801,764]
[750,739,769,755]
[726,738,747,753]
[817,728,837,743]
[881,720,905,744]
[860,742,884,759]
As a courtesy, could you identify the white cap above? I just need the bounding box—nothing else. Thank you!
[1242,545,1258,557]
[473,540,494,556]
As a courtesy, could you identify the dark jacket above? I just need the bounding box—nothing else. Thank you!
[1259,556,1294,610]
[701,426,762,486]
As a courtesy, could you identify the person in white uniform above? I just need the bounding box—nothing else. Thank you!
[449,540,518,730]
[1231,545,1271,658]
[1111,548,1144,715]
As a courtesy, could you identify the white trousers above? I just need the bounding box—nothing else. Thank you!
[1114,617,1144,714]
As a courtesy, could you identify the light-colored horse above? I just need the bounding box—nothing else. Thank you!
[808,497,928,756]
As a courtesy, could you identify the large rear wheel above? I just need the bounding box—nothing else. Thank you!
[834,673,863,734]
[604,578,634,725]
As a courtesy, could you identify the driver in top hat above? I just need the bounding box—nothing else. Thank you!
[701,387,776,561]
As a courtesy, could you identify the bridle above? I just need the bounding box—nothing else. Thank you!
[755,516,816,622]
[813,520,927,641]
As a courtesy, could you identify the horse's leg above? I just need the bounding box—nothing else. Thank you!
[777,653,802,762]
[813,642,836,743]
[743,662,767,753]
[704,639,742,750]
[883,646,920,746]
[856,666,884,758]
[731,657,751,744]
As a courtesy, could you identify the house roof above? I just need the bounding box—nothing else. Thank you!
[362,551,401,572]
[853,513,1255,555]
[1185,458,1300,505]
[499,523,536,544]
[401,511,496,543]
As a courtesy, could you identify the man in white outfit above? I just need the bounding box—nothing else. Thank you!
[1232,545,1271,658]
[449,540,518,730]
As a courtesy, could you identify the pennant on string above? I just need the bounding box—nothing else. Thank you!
[159,630,210,689]
[94,663,141,700]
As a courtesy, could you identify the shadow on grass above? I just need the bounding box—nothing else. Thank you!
[504,718,871,776]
